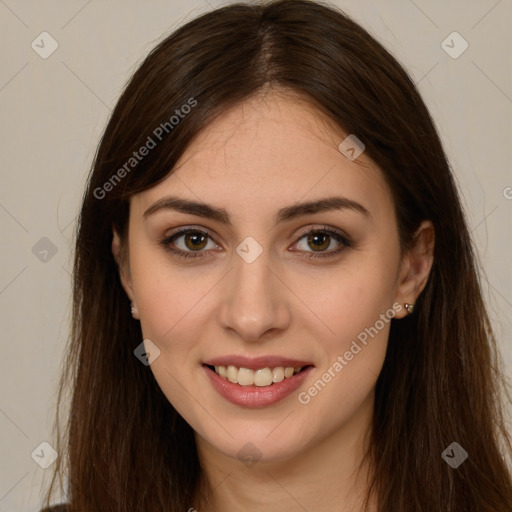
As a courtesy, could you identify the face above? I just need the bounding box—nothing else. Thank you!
[115,90,422,465]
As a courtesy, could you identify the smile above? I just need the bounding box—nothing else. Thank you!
[202,357,314,408]
[208,364,305,387]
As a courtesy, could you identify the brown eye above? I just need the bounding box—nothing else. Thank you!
[306,232,330,252]
[293,226,352,259]
[161,228,218,259]
[161,225,352,261]
[182,231,208,251]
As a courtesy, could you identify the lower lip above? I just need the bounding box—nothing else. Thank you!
[203,365,313,408]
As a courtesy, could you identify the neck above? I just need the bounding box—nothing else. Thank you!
[194,393,377,512]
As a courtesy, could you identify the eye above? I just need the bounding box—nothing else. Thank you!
[160,228,219,259]
[292,225,352,259]
[160,225,352,261]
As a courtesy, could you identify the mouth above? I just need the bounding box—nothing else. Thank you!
[202,358,314,408]
[204,364,312,387]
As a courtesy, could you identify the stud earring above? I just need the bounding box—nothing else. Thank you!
[404,303,415,314]
[130,303,139,318]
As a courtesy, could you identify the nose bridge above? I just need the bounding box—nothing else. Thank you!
[218,237,289,341]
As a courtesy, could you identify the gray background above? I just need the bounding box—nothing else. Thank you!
[1,0,511,510]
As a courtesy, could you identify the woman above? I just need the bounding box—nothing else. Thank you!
[41,0,512,510]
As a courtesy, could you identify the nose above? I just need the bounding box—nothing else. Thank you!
[217,245,291,343]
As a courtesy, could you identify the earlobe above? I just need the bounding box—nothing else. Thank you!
[112,227,139,318]
[394,220,435,319]
[130,302,140,319]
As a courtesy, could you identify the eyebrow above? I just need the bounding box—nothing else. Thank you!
[143,195,371,225]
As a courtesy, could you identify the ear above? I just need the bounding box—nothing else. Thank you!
[112,226,140,319]
[393,220,435,319]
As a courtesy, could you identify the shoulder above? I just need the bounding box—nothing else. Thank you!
[40,505,69,512]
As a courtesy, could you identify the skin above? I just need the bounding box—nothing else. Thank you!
[112,88,435,511]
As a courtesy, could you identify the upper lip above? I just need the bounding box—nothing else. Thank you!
[203,355,314,370]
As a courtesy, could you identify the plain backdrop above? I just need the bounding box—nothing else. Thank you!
[0,0,511,510]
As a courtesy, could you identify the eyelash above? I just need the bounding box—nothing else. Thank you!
[160,225,352,261]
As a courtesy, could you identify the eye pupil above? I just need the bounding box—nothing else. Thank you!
[308,233,329,251]
[185,232,207,250]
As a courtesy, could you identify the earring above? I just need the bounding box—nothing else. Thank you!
[404,303,415,314]
[130,303,135,315]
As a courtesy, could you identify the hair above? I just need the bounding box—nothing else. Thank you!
[43,0,512,510]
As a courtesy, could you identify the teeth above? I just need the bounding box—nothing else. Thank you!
[213,365,303,387]
[238,367,254,386]
[272,367,284,383]
[226,365,238,383]
[254,368,273,386]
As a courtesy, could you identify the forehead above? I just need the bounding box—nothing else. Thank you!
[132,90,393,223]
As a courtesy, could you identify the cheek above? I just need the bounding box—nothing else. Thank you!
[129,246,196,348]
[297,248,398,418]
[305,253,398,347]
[296,269,394,430]
[129,250,211,422]
[312,279,393,397]
[129,246,225,373]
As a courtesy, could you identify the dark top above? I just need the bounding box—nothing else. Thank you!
[40,505,68,512]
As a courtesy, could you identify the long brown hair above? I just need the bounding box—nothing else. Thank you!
[43,1,512,510]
